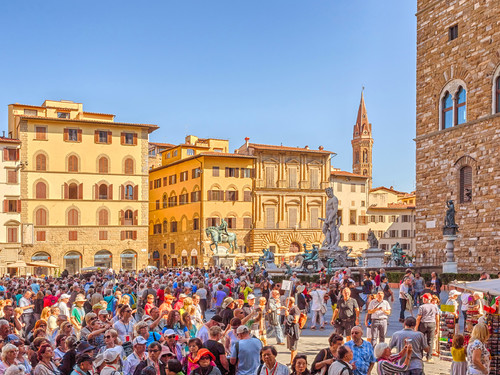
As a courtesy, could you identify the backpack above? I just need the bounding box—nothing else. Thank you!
[298,312,307,329]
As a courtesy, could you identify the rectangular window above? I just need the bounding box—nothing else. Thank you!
[337,183,342,192]
[153,224,162,234]
[212,166,219,177]
[155,200,160,210]
[98,131,108,143]
[168,196,177,207]
[243,217,252,229]
[35,126,47,140]
[379,215,385,223]
[36,231,46,242]
[154,179,161,189]
[361,185,366,193]
[338,209,343,225]
[449,24,458,41]
[349,233,356,241]
[310,207,319,228]
[349,210,357,225]
[191,191,201,202]
[57,112,70,119]
[179,193,189,205]
[389,230,398,238]
[350,184,356,192]
[169,175,177,185]
[310,169,319,189]
[173,150,178,156]
[243,190,252,202]
[123,132,135,145]
[170,221,178,232]
[402,215,410,223]
[265,166,275,188]
[4,149,19,161]
[124,230,135,240]
[192,168,201,178]
[360,233,367,241]
[99,231,108,240]
[68,230,78,241]
[225,190,237,201]
[180,171,188,182]
[67,129,78,142]
[225,167,238,177]
[7,170,17,184]
[6,200,20,213]
[163,177,167,186]
[187,148,195,156]
[208,190,224,201]
[226,218,236,229]
[7,227,18,243]
[241,168,252,178]
[361,200,365,207]
[288,207,297,228]
[377,231,384,238]
[170,243,175,254]
[265,207,276,229]
[340,233,344,241]
[370,215,376,223]
[288,167,298,188]
[193,218,199,230]
[206,217,219,227]
[24,109,38,116]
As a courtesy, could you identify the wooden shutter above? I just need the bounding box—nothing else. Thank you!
[63,128,69,141]
[132,133,137,145]
[120,185,124,200]
[3,200,7,213]
[235,191,239,201]
[207,190,212,201]
[64,183,69,199]
[119,210,124,225]
[77,129,82,142]
[15,149,19,161]
[107,131,112,144]
[3,149,8,161]
[206,218,211,227]
[120,132,125,145]
[133,185,138,200]
[94,130,99,143]
[121,231,125,240]
[132,231,137,240]
[251,168,255,178]
[235,168,239,178]
[224,191,229,201]
[133,210,138,225]
[108,184,113,200]
[149,181,153,190]
[94,184,99,200]
[460,166,473,203]
[17,200,21,213]
[78,183,83,200]
[225,168,229,177]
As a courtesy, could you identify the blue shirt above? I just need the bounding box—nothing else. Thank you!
[215,291,227,307]
[230,337,262,375]
[30,283,40,293]
[345,340,376,375]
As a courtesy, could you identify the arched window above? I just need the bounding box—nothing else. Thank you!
[456,87,467,125]
[35,182,47,199]
[68,155,79,172]
[459,166,472,203]
[124,158,134,175]
[162,194,167,208]
[68,209,79,226]
[355,151,359,164]
[125,185,134,200]
[35,208,47,225]
[98,209,109,225]
[163,220,168,233]
[496,76,500,114]
[442,92,453,129]
[98,184,108,200]
[363,169,368,175]
[68,183,78,199]
[124,210,133,225]
[98,157,109,174]
[36,154,46,171]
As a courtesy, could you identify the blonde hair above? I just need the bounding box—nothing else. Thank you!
[1,343,18,361]
[134,322,148,336]
[40,307,51,321]
[470,323,490,343]
[105,329,122,345]
[183,297,193,308]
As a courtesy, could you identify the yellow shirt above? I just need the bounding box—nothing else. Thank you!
[451,347,466,362]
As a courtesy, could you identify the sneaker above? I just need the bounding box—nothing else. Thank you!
[310,326,316,330]
[320,326,325,330]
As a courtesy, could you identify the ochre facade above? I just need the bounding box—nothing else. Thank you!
[415,0,500,271]
[8,100,157,273]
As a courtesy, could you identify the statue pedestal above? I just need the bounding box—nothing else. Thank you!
[319,246,341,260]
[442,234,458,273]
[363,247,385,268]
[264,260,278,270]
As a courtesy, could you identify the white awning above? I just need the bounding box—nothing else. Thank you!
[449,279,500,296]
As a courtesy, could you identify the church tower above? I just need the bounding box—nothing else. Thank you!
[351,90,374,187]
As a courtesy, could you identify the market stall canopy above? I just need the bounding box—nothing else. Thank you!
[7,261,28,268]
[26,261,59,268]
[449,279,500,296]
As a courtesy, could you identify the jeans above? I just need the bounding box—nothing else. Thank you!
[311,310,324,328]
[462,310,467,322]
[268,321,285,344]
[402,369,423,375]
[414,291,423,306]
[22,313,35,335]
[370,319,388,345]
[419,321,436,358]
[399,298,407,320]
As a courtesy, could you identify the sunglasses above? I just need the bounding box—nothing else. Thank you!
[149,349,160,353]
[166,335,176,339]
[200,356,211,361]
[105,335,113,339]
[351,331,362,335]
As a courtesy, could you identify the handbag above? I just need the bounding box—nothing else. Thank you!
[320,304,327,315]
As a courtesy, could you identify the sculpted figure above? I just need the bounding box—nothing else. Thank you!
[320,187,340,249]
[367,229,379,248]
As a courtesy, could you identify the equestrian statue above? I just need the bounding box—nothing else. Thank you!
[205,218,238,254]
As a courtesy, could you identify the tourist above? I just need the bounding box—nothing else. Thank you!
[223,318,240,354]
[451,334,466,375]
[331,287,359,342]
[123,336,148,375]
[311,333,343,375]
[229,325,262,375]
[460,291,470,322]
[133,341,166,375]
[195,283,208,319]
[0,344,20,375]
[309,284,327,330]
[268,289,285,345]
[295,286,307,313]
[196,315,223,344]
[291,354,310,375]
[220,298,235,328]
[181,312,197,339]
[378,276,393,303]
[134,321,162,347]
[398,278,412,322]
[165,310,189,343]
[412,273,424,307]
[166,358,183,375]
[19,292,35,335]
[191,348,221,375]
[70,295,86,333]
[100,348,121,375]
[430,272,442,295]
[255,346,289,375]
[213,285,227,315]
[389,317,429,375]
[415,293,439,362]
[374,342,412,374]
[191,294,203,327]
[70,354,93,375]
[327,345,354,375]
[183,338,203,375]
[345,326,375,375]
[238,281,253,304]
[284,297,301,364]
[204,326,229,374]
[99,329,124,360]
[466,323,490,375]
[367,291,391,345]
[163,329,184,362]
[160,295,175,315]
[113,305,136,343]
[33,343,59,375]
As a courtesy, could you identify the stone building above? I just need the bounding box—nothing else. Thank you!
[148,136,254,267]
[8,100,157,274]
[0,137,23,273]
[148,142,174,170]
[415,0,500,271]
[352,91,374,188]
[237,138,332,261]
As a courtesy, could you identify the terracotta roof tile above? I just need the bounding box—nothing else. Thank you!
[331,170,368,179]
[150,142,175,148]
[248,143,333,154]
[0,137,21,144]
[369,186,407,195]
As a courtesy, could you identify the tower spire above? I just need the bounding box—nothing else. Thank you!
[354,89,371,138]
[351,89,374,188]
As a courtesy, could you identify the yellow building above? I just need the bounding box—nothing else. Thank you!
[237,138,332,261]
[148,136,254,267]
[148,142,174,170]
[8,100,157,274]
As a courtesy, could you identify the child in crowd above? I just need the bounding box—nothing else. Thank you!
[450,334,466,375]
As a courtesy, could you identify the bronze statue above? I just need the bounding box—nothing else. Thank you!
[205,225,237,254]
[390,242,406,267]
[444,200,457,228]
[367,229,379,248]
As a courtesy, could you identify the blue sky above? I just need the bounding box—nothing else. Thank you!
[0,1,416,192]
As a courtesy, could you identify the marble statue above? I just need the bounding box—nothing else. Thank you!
[320,187,340,249]
[367,229,379,248]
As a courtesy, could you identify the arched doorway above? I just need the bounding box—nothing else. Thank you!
[31,252,51,276]
[121,250,137,271]
[163,254,168,268]
[289,242,301,252]
[94,250,112,269]
[152,251,160,268]
[171,256,178,267]
[181,250,188,266]
[64,252,81,274]
[190,249,198,266]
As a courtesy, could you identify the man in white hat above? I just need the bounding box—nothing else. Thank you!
[70,294,86,332]
[230,325,262,375]
[58,294,71,319]
[101,348,121,375]
[123,336,148,375]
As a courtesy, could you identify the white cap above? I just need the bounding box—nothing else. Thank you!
[60,294,70,299]
[133,336,147,345]
[449,290,461,297]
[236,325,249,334]
[103,348,120,363]
[247,294,255,300]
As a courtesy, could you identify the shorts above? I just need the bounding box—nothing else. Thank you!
[335,319,356,336]
[286,335,298,351]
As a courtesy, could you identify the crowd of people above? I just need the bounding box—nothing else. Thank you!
[0,265,493,375]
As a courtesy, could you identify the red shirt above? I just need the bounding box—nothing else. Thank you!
[157,289,165,305]
[43,295,58,308]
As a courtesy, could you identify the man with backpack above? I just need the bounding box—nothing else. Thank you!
[229,325,262,375]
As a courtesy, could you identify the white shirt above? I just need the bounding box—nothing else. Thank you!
[123,351,148,375]
[256,362,290,375]
[19,297,33,314]
[58,301,70,319]
[368,299,391,320]
[310,289,327,311]
[113,318,136,343]
[460,293,470,311]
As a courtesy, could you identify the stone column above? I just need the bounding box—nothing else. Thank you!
[442,234,458,273]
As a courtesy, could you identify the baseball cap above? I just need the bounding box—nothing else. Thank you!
[133,336,147,345]
[236,325,249,334]
[103,348,120,363]
[211,315,223,323]
[98,309,108,316]
[60,294,70,299]
[247,294,255,300]
[164,329,176,336]
[422,293,433,300]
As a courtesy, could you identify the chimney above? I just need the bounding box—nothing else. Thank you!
[318,146,324,151]
[305,145,309,149]
[245,137,250,148]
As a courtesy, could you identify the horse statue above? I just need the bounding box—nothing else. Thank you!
[205,226,238,254]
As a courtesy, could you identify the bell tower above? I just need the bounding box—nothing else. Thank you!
[351,90,374,187]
